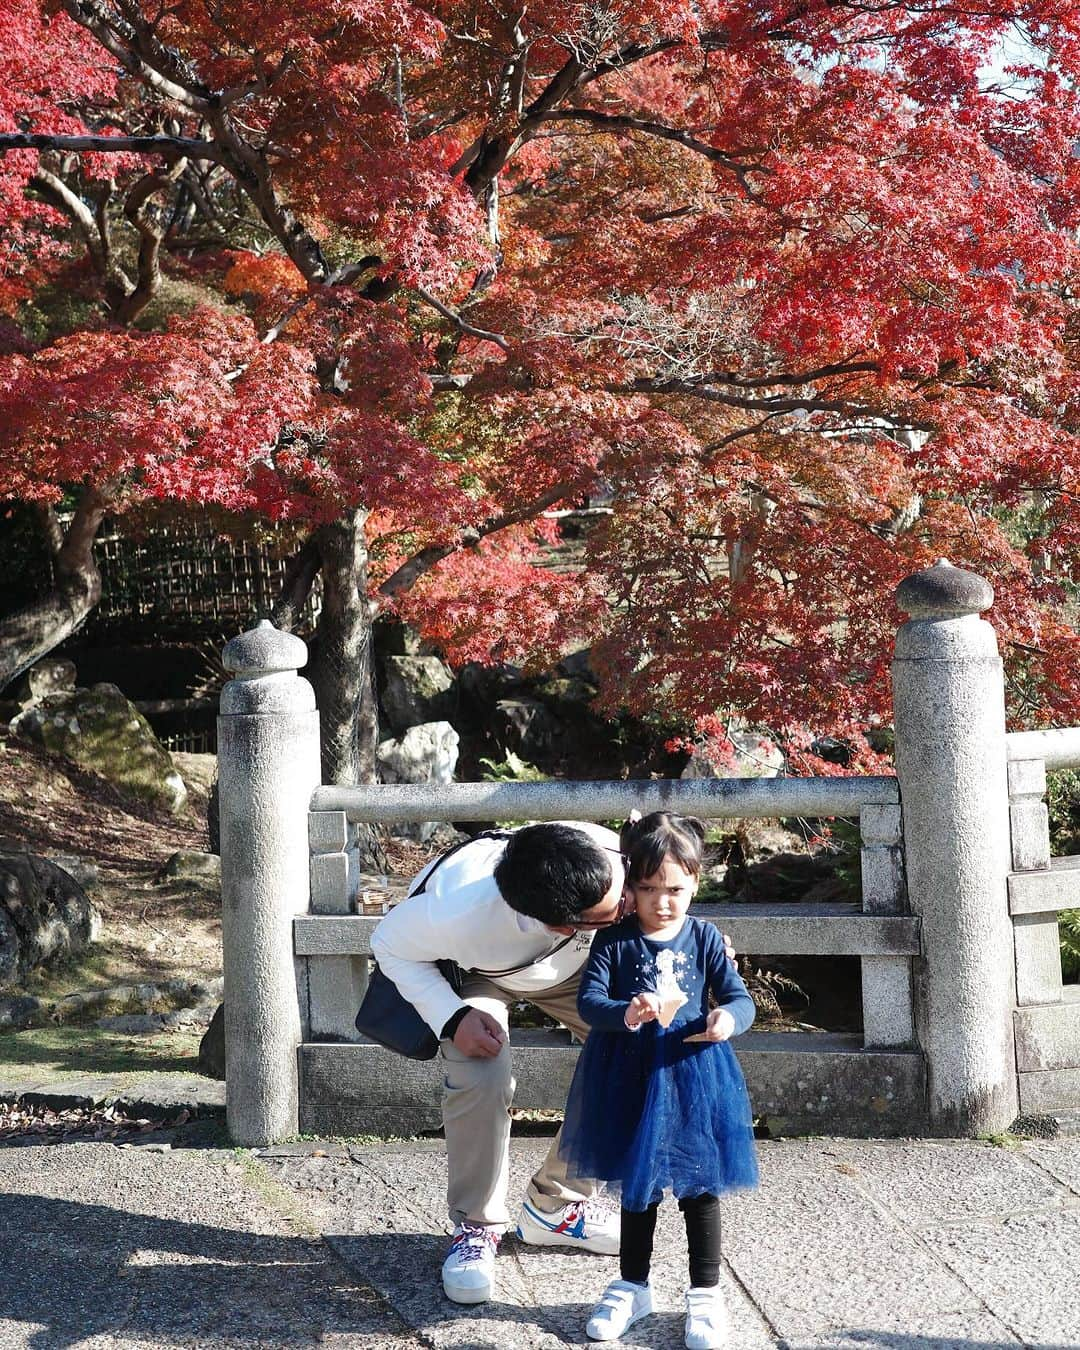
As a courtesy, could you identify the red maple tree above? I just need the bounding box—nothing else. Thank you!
[3,0,1080,779]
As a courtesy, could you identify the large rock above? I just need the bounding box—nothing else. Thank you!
[11,682,187,814]
[491,697,562,761]
[533,676,598,712]
[380,655,455,733]
[46,854,100,890]
[12,657,76,707]
[198,1002,226,1079]
[0,850,102,985]
[372,615,427,660]
[159,850,222,883]
[558,648,598,684]
[376,721,460,842]
[456,661,525,723]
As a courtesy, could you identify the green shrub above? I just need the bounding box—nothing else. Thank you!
[1061,909,1080,983]
[1045,770,1080,983]
[477,751,549,782]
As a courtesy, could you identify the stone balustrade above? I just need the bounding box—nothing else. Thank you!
[217,563,1080,1145]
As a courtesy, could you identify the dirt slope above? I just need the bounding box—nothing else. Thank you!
[0,736,221,994]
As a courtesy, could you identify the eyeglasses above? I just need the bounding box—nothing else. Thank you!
[562,846,632,929]
[565,887,630,930]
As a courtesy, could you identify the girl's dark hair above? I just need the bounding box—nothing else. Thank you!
[619,812,706,882]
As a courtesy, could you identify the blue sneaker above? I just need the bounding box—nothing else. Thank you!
[516,1197,619,1254]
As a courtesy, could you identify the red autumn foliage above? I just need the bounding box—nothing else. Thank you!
[3,0,1080,763]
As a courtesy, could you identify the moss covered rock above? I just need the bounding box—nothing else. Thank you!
[11,683,187,814]
[0,850,102,985]
[380,655,455,733]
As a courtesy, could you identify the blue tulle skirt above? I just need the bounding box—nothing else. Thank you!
[559,1025,759,1212]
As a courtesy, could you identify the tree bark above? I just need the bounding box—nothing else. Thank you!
[0,488,112,692]
[309,510,379,785]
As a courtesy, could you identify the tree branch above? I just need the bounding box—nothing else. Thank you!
[60,0,213,113]
[34,504,66,559]
[271,537,322,631]
[29,166,105,267]
[532,109,767,180]
[379,480,578,599]
[34,12,330,284]
[695,360,881,390]
[203,112,331,283]
[0,132,224,160]
[116,160,187,324]
[620,374,928,426]
[29,167,131,302]
[413,287,510,352]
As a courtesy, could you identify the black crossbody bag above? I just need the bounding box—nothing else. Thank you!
[354,831,509,1059]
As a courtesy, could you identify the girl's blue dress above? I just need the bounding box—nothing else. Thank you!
[559,916,759,1212]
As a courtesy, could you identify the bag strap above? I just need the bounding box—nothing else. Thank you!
[406,829,513,898]
[404,828,576,979]
[471,933,576,979]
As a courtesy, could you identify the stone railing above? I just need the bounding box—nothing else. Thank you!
[217,561,1080,1145]
[1005,732,1080,1123]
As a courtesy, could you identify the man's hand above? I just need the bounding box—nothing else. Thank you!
[722,931,736,962]
[625,992,662,1029]
[452,1008,507,1058]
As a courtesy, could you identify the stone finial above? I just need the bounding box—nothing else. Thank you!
[894,559,994,619]
[222,619,309,675]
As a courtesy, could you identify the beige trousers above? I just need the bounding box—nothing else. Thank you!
[441,969,597,1228]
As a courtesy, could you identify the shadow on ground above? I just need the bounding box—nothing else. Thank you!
[0,1192,414,1349]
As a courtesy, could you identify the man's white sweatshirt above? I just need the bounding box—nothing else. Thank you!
[370,822,621,1036]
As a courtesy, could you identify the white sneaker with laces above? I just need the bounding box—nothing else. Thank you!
[441,1221,500,1304]
[586,1279,653,1342]
[684,1285,729,1349]
[516,1197,620,1254]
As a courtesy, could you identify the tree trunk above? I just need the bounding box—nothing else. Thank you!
[0,488,112,692]
[270,536,321,633]
[727,490,776,587]
[309,509,379,785]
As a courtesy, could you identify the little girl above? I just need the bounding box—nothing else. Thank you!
[559,812,758,1349]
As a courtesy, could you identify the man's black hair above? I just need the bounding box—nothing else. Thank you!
[494,824,614,925]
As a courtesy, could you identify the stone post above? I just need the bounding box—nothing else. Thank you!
[892,560,1018,1135]
[218,620,321,1146]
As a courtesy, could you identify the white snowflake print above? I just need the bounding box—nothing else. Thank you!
[637,948,691,997]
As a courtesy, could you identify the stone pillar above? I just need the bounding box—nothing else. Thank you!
[218,620,321,1146]
[892,560,1018,1135]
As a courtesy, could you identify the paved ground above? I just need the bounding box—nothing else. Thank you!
[0,1083,1078,1349]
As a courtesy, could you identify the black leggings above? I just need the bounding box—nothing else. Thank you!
[619,1193,721,1288]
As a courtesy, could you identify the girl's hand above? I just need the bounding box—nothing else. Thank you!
[703,1008,736,1042]
[625,992,662,1029]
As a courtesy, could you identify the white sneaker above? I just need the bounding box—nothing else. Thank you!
[586,1279,653,1341]
[441,1222,500,1304]
[516,1197,620,1254]
[684,1285,729,1349]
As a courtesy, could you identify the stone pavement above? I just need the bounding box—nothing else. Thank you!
[1,1092,1079,1350]
[262,1134,1080,1350]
